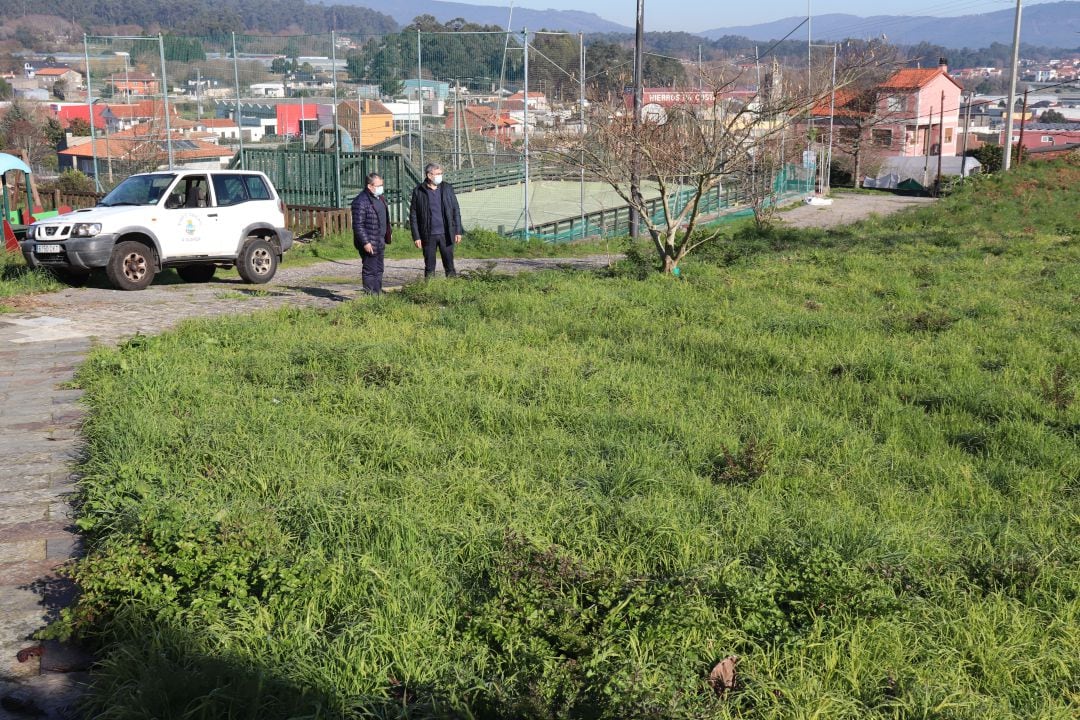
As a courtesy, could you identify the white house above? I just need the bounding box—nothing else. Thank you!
[250,82,286,98]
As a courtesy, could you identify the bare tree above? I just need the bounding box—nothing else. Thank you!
[541,66,815,273]
[813,42,904,187]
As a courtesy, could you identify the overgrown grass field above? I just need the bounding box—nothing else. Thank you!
[59,160,1079,718]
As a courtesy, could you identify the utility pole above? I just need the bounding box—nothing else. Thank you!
[922,105,933,188]
[1003,0,1022,171]
[935,93,944,195]
[630,0,644,239]
[807,0,813,187]
[960,93,973,179]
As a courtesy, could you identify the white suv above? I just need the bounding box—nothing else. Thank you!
[20,169,294,290]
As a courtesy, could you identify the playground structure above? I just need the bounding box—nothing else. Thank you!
[1,153,71,252]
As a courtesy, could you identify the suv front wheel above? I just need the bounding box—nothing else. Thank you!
[236,237,278,284]
[105,241,156,291]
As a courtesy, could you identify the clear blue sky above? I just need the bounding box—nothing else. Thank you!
[465,0,1054,33]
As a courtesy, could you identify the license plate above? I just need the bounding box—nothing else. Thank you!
[36,244,62,254]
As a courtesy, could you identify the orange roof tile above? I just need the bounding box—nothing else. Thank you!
[59,137,233,160]
[879,67,963,91]
[36,67,77,76]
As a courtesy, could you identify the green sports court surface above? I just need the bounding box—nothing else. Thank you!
[456,179,663,232]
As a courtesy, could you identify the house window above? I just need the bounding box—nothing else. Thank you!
[872,129,893,147]
[886,95,904,113]
[944,128,953,143]
[1041,135,1055,143]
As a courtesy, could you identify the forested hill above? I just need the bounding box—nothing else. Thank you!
[0,0,398,36]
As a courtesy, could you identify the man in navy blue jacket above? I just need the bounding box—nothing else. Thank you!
[351,172,392,294]
[408,163,463,278]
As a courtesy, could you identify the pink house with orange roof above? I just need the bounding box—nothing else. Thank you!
[874,61,963,157]
[803,60,964,159]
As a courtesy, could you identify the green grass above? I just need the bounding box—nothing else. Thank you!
[55,159,1080,719]
[0,249,64,297]
[287,226,618,267]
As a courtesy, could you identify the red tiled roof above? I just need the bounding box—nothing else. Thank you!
[879,67,963,91]
[59,137,233,160]
[36,67,77,76]
[811,88,863,117]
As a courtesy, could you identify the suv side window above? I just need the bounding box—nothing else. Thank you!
[243,175,272,200]
[165,175,211,209]
[212,175,250,207]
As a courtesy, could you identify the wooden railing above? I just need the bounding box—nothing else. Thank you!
[40,190,104,212]
[285,205,352,237]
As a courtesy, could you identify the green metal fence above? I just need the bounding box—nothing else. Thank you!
[508,164,815,243]
[231,147,422,224]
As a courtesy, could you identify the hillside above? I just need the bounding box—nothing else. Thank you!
[339,0,631,34]
[0,0,398,37]
[702,1,1080,49]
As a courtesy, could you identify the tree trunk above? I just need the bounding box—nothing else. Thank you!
[852,143,862,189]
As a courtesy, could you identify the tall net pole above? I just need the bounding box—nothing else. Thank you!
[331,30,342,207]
[158,34,174,169]
[579,32,585,238]
[232,33,245,169]
[523,28,530,242]
[83,35,102,191]
[417,29,424,167]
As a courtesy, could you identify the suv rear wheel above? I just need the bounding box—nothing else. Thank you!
[236,237,278,284]
[105,241,156,291]
[177,264,216,283]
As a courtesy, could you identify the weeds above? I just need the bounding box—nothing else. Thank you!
[705,436,771,486]
[1040,364,1075,413]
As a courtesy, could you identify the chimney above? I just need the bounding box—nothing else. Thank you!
[939,57,948,73]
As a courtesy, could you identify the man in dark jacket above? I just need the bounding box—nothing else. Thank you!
[351,172,392,294]
[408,162,463,278]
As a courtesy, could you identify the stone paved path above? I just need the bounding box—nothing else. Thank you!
[0,254,614,718]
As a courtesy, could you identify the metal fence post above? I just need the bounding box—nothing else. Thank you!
[331,30,342,207]
[523,27,530,242]
[579,33,585,240]
[83,35,102,191]
[158,33,174,169]
[417,29,424,167]
[232,33,245,169]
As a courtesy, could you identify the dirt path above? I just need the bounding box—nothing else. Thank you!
[0,191,933,717]
[775,192,935,229]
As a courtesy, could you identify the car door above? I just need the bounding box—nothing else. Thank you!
[208,173,252,256]
[159,174,219,258]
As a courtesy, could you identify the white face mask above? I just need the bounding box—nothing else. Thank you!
[371,185,384,197]
[431,174,444,186]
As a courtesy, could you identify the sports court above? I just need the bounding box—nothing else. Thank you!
[456,179,664,233]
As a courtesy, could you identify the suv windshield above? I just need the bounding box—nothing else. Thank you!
[100,174,176,207]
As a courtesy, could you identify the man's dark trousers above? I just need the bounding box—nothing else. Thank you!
[423,237,456,278]
[362,240,385,293]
